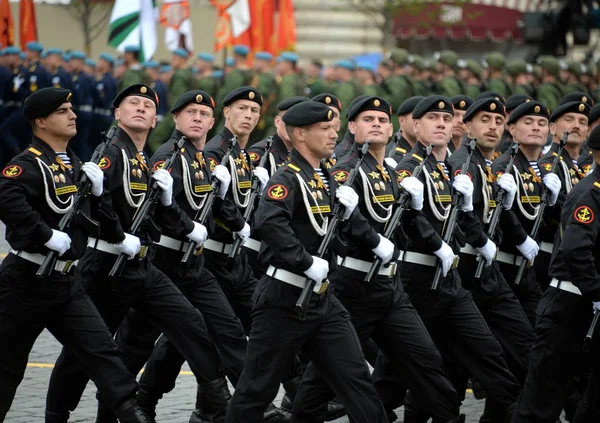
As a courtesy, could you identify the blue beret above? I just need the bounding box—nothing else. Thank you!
[124,45,140,53]
[144,60,159,69]
[397,96,425,116]
[211,69,224,78]
[450,95,473,111]
[282,101,335,126]
[62,53,71,62]
[70,51,86,60]
[233,44,249,56]
[4,46,20,55]
[334,60,355,70]
[223,86,263,107]
[255,51,273,61]
[550,101,590,123]
[19,52,26,60]
[278,51,298,63]
[347,96,392,121]
[225,57,234,67]
[23,88,73,120]
[47,48,63,55]
[26,41,43,52]
[507,101,550,125]
[115,58,124,67]
[412,95,454,119]
[99,53,115,64]
[113,83,158,108]
[85,58,96,67]
[171,90,215,113]
[312,93,342,111]
[463,98,506,123]
[40,52,47,59]
[197,52,214,62]
[356,61,375,72]
[159,65,172,73]
[172,48,189,59]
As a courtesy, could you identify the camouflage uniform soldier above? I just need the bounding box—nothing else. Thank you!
[508,60,536,98]
[434,50,463,98]
[118,46,150,91]
[484,52,512,98]
[536,56,564,111]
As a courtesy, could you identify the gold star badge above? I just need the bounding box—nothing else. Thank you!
[191,161,199,169]
[234,158,242,165]
[308,180,317,188]
[521,172,531,180]
[368,171,380,179]
[129,158,139,166]
[569,168,576,176]
[430,170,440,179]
[49,163,59,172]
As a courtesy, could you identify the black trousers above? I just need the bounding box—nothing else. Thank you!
[0,254,138,420]
[499,260,542,328]
[401,263,521,416]
[291,268,459,423]
[225,275,388,423]
[45,247,222,415]
[115,246,247,392]
[511,287,596,423]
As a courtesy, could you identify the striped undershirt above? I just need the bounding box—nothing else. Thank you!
[314,168,329,191]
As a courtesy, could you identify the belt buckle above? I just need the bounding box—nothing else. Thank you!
[388,262,397,276]
[194,245,204,256]
[138,245,148,258]
[317,280,329,295]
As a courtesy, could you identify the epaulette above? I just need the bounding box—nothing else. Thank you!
[28,147,42,156]
[411,153,424,162]
[285,162,301,173]
[396,147,407,154]
[594,181,600,190]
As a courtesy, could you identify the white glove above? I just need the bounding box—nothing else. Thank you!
[82,162,104,197]
[234,222,251,246]
[44,229,72,256]
[497,173,516,210]
[372,234,395,265]
[304,255,329,283]
[543,173,561,207]
[400,176,424,211]
[186,222,208,245]
[434,242,456,277]
[476,239,497,266]
[212,165,231,200]
[114,233,141,260]
[253,166,269,195]
[517,236,539,262]
[453,174,474,212]
[152,169,173,206]
[593,302,600,313]
[336,185,359,220]
[384,157,398,169]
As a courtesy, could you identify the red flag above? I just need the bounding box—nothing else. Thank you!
[0,0,14,47]
[19,0,37,50]
[275,0,296,53]
[250,0,275,54]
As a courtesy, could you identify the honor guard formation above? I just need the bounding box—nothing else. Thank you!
[3,41,600,423]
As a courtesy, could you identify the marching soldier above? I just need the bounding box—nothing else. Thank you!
[0,87,151,423]
[484,53,512,98]
[334,95,369,160]
[118,46,149,91]
[68,51,95,161]
[448,95,472,155]
[492,101,562,326]
[225,100,388,423]
[536,56,563,111]
[291,96,462,423]
[385,96,424,163]
[91,53,118,150]
[44,84,230,422]
[395,96,520,422]
[511,123,600,423]
[496,94,533,156]
[579,103,600,174]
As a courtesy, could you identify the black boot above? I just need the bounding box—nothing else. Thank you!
[263,403,291,422]
[136,389,162,421]
[189,384,211,423]
[96,400,118,423]
[114,398,153,423]
[324,398,346,421]
[280,376,300,412]
[45,410,69,423]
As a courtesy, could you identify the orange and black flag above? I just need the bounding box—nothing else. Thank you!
[0,0,14,48]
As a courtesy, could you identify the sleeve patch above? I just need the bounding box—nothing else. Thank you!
[454,169,472,179]
[249,152,261,163]
[396,169,412,183]
[2,165,22,178]
[574,205,594,224]
[543,163,552,171]
[153,160,165,171]
[332,170,349,183]
[267,184,289,200]
[98,156,111,170]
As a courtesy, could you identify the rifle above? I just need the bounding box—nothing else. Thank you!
[295,141,371,320]
[108,136,186,279]
[584,311,600,352]
[474,142,520,279]
[364,144,433,283]
[387,129,402,159]
[514,131,567,285]
[227,136,273,260]
[180,135,238,267]
[431,138,477,290]
[36,126,117,280]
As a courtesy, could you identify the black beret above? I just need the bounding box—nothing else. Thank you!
[505,94,532,113]
[171,90,215,114]
[345,95,370,119]
[463,98,506,123]
[23,87,73,120]
[278,96,309,112]
[590,104,600,124]
[450,95,473,111]
[588,124,600,150]
[549,101,590,123]
[282,101,334,127]
[311,93,342,111]
[113,83,158,108]
[476,91,506,104]
[223,86,263,107]
[412,95,454,119]
[507,101,550,125]
[347,96,392,121]
[396,96,425,116]
[559,91,594,107]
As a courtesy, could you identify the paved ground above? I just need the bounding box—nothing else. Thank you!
[0,224,491,422]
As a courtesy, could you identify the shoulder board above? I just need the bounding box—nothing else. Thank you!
[285,162,301,173]
[594,182,600,190]
[411,153,423,162]
[28,147,42,156]
[396,147,407,153]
